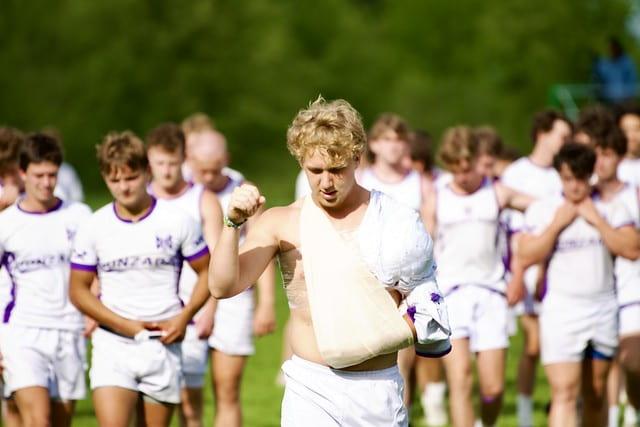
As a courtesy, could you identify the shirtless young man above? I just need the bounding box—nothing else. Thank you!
[187,128,276,427]
[69,132,211,427]
[210,98,451,426]
[518,142,638,427]
[424,126,532,427]
[146,123,223,427]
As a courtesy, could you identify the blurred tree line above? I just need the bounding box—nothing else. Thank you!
[0,0,633,203]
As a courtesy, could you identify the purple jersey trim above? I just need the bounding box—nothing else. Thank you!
[184,246,209,262]
[16,198,63,215]
[620,301,640,310]
[112,197,157,223]
[70,262,98,272]
[615,221,636,229]
[2,253,17,323]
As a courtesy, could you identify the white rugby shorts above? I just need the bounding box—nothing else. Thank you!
[281,355,408,426]
[90,328,182,404]
[208,288,254,356]
[0,325,86,400]
[445,284,509,352]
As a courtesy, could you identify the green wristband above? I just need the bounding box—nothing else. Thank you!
[224,216,246,229]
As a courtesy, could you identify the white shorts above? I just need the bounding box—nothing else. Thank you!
[620,303,640,337]
[0,325,86,401]
[540,296,618,364]
[445,285,509,352]
[181,325,208,389]
[208,289,254,356]
[90,328,182,404]
[281,356,407,427]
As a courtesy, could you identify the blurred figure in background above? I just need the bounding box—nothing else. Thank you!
[146,123,223,427]
[426,126,532,427]
[593,37,637,105]
[188,126,277,427]
[616,101,640,186]
[41,128,84,202]
[501,110,572,427]
[357,113,431,412]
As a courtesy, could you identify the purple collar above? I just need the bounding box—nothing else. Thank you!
[17,198,63,215]
[113,197,157,223]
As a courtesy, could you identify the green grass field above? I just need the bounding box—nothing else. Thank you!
[69,193,551,426]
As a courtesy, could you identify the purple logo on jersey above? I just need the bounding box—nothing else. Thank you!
[66,228,76,241]
[430,292,443,303]
[156,235,174,250]
[72,250,88,260]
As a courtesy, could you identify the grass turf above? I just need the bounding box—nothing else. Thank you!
[69,192,551,426]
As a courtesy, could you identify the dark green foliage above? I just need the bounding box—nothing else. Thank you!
[0,0,632,204]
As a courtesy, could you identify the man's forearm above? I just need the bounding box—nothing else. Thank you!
[70,279,137,336]
[256,259,276,308]
[596,220,639,260]
[210,226,242,298]
[518,225,561,268]
[183,268,211,320]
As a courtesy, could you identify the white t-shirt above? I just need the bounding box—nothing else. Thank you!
[54,163,84,202]
[610,184,640,305]
[618,158,640,187]
[358,168,422,211]
[524,195,632,302]
[70,198,208,321]
[434,179,505,292]
[0,200,91,330]
[153,183,206,305]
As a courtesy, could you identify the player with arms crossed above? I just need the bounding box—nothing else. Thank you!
[423,126,532,427]
[517,142,639,427]
[0,133,91,427]
[146,123,223,427]
[210,98,451,426]
[69,132,211,427]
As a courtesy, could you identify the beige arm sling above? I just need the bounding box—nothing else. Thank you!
[300,195,414,369]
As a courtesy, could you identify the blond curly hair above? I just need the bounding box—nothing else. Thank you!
[287,97,366,167]
[97,131,148,176]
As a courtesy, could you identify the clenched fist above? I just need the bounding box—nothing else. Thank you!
[227,184,266,224]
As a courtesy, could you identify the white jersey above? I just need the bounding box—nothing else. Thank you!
[524,195,632,301]
[434,179,505,293]
[70,198,208,322]
[295,170,311,200]
[610,184,640,306]
[54,163,84,202]
[618,158,640,187]
[153,183,206,305]
[358,168,422,211]
[0,200,91,330]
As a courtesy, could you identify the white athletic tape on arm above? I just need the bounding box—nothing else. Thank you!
[358,191,451,356]
[300,195,414,369]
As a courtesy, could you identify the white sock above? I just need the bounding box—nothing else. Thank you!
[424,381,446,406]
[608,405,620,427]
[623,404,639,425]
[517,394,533,427]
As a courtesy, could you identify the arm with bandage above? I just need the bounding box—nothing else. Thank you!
[357,191,451,358]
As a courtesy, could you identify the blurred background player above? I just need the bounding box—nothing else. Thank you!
[0,133,91,427]
[187,127,277,427]
[616,101,640,186]
[357,113,431,411]
[146,123,223,427]
[41,128,84,202]
[425,126,532,427]
[69,131,211,427]
[518,142,638,427]
[500,109,572,427]
[584,119,640,427]
[0,127,24,427]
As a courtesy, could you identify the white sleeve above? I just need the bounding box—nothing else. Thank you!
[609,200,635,229]
[523,201,549,235]
[70,219,98,272]
[181,216,209,262]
